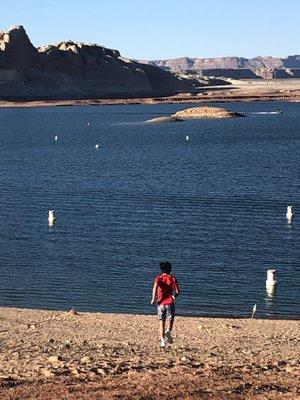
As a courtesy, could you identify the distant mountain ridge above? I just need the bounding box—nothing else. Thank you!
[142,56,300,71]
[0,25,193,100]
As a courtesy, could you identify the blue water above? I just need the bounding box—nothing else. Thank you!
[0,101,299,318]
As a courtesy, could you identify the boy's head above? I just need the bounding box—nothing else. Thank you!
[160,261,172,274]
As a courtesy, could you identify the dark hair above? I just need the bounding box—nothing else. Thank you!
[160,261,172,274]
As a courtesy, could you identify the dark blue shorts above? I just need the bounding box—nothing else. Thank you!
[157,304,175,321]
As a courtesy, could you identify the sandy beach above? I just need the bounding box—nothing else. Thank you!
[0,307,299,399]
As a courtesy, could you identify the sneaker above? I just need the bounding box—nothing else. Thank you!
[160,338,166,348]
[165,330,173,344]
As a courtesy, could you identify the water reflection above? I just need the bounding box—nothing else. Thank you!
[265,285,278,315]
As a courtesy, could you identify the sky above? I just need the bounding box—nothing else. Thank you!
[1,0,299,60]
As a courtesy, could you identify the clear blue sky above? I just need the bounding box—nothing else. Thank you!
[2,0,299,59]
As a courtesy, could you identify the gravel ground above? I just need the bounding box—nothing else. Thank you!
[0,307,299,399]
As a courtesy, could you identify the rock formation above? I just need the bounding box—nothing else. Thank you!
[141,56,300,79]
[146,107,244,123]
[0,25,193,100]
[144,55,300,71]
[172,106,244,119]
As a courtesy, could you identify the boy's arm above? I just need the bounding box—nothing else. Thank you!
[151,281,158,304]
[173,277,180,299]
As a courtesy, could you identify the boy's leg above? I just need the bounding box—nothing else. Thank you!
[160,320,166,339]
[166,304,175,331]
[167,318,174,333]
[157,305,167,347]
[165,305,175,344]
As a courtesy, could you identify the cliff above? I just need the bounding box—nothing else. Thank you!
[145,55,300,71]
[0,26,193,100]
[142,56,300,79]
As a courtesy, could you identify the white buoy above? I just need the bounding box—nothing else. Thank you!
[266,269,278,296]
[48,210,56,226]
[87,122,90,126]
[186,135,189,141]
[286,205,294,223]
[95,144,100,149]
[54,135,58,141]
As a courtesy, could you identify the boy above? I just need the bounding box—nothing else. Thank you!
[151,261,180,348]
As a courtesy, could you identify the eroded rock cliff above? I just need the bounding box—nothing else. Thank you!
[142,55,300,79]
[0,26,193,100]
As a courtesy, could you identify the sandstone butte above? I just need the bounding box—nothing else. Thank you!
[0,25,194,100]
[172,106,245,119]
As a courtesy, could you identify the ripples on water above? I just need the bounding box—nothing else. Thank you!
[0,102,299,318]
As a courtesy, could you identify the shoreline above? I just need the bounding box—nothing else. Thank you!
[1,80,300,109]
[1,304,299,321]
[0,94,300,109]
[0,306,299,399]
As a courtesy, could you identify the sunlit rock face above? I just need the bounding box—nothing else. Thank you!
[143,55,300,79]
[145,55,300,71]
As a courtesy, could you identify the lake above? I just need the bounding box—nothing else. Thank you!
[0,101,299,318]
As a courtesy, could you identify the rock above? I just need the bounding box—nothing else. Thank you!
[80,356,92,364]
[146,106,244,124]
[285,365,294,373]
[27,323,37,330]
[113,365,121,374]
[0,25,193,100]
[146,56,299,71]
[69,367,80,377]
[171,106,245,119]
[48,355,63,364]
[42,368,55,378]
[143,56,300,79]
[277,360,287,366]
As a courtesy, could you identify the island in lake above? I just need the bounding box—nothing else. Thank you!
[146,106,245,123]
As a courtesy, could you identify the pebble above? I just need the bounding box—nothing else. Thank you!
[69,367,80,377]
[42,368,55,378]
[80,356,91,364]
[48,355,63,363]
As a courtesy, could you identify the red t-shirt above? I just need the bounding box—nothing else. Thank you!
[155,274,180,305]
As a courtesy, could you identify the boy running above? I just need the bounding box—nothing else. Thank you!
[151,261,180,347]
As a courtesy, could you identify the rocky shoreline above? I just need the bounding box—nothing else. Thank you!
[0,307,299,399]
[0,84,299,108]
